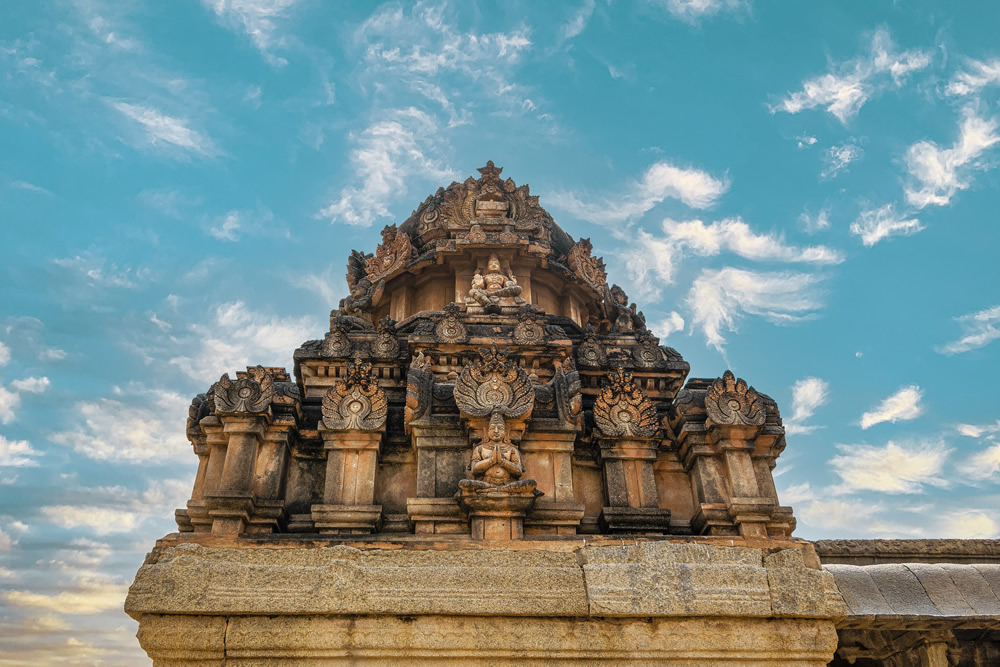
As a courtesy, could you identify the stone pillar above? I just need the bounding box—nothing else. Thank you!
[677,423,737,536]
[598,437,671,534]
[244,427,290,534]
[406,425,469,535]
[205,416,267,536]
[457,490,538,540]
[311,427,384,534]
[521,432,585,535]
[190,416,226,533]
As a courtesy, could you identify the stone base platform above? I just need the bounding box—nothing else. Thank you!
[126,535,845,665]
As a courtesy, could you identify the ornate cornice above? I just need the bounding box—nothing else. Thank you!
[453,343,534,420]
[322,359,387,431]
[594,367,658,438]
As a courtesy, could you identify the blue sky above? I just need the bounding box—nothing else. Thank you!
[2,0,1000,662]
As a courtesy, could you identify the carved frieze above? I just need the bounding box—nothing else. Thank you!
[322,359,387,431]
[434,304,468,343]
[513,306,545,345]
[366,225,414,283]
[704,370,765,427]
[213,366,274,415]
[576,324,606,368]
[567,238,607,292]
[454,343,534,420]
[372,317,400,359]
[594,368,658,438]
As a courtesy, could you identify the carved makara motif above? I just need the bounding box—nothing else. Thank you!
[576,324,607,368]
[567,238,607,291]
[372,317,400,359]
[434,304,467,343]
[704,370,765,427]
[632,329,664,368]
[366,225,414,283]
[322,325,353,357]
[453,343,534,420]
[552,357,583,430]
[594,368,658,438]
[513,306,545,345]
[213,365,274,415]
[404,351,434,433]
[322,359,387,431]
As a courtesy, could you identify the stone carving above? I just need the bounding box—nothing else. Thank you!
[567,238,607,291]
[594,368,658,438]
[465,254,525,312]
[632,329,664,368]
[366,225,414,283]
[322,324,353,358]
[322,359,387,431]
[372,317,400,359]
[339,250,385,327]
[552,357,583,430]
[453,343,534,420]
[498,227,519,245]
[513,306,545,345]
[186,393,211,438]
[704,370,765,427]
[404,351,434,433]
[458,412,533,493]
[576,325,606,368]
[467,223,486,243]
[213,365,274,415]
[604,284,646,333]
[434,304,467,343]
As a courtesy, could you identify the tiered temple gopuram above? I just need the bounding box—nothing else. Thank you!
[126,163,1000,665]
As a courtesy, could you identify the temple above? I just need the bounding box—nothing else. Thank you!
[126,163,1000,665]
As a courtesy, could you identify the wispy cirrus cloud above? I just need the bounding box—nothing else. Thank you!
[860,385,923,429]
[904,107,1000,208]
[785,377,830,435]
[202,0,298,67]
[830,439,950,494]
[821,140,863,179]
[654,0,746,22]
[849,204,923,247]
[560,0,596,41]
[109,101,219,158]
[772,28,930,123]
[939,304,1000,355]
[686,267,824,352]
[945,58,1000,97]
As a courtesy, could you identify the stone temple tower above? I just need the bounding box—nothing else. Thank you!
[126,163,1000,665]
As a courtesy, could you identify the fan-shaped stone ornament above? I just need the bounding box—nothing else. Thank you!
[213,366,274,415]
[704,370,765,427]
[453,344,534,420]
[593,368,658,438]
[322,359,388,431]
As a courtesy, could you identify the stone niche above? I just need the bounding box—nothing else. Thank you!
[132,161,845,664]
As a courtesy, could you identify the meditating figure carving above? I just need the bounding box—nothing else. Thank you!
[466,254,525,311]
[458,412,535,494]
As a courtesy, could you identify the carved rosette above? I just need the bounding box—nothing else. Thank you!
[466,223,487,243]
[513,307,545,345]
[705,370,765,427]
[434,304,467,343]
[322,359,387,431]
[567,238,607,291]
[576,325,606,368]
[366,224,414,283]
[632,329,664,368]
[454,344,534,420]
[372,317,400,359]
[593,368,658,438]
[322,325,353,357]
[213,366,274,415]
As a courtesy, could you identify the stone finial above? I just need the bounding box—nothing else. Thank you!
[454,343,534,420]
[366,224,414,283]
[513,306,545,345]
[567,237,608,292]
[322,359,387,431]
[213,366,274,415]
[434,303,467,342]
[372,316,400,359]
[322,324,353,357]
[404,351,434,433]
[576,324,606,368]
[704,370,765,427]
[594,368,658,438]
[339,250,384,327]
[632,329,665,369]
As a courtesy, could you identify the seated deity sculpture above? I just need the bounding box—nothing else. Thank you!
[458,412,536,494]
[465,254,525,311]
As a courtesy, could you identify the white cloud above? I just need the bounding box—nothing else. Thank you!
[860,385,923,429]
[0,435,42,468]
[110,100,217,157]
[785,377,829,435]
[209,211,242,241]
[687,267,824,352]
[168,300,317,384]
[939,304,1000,355]
[39,347,67,362]
[945,58,1000,97]
[940,511,998,539]
[203,0,297,66]
[821,141,863,179]
[796,135,817,149]
[0,341,9,366]
[649,312,685,340]
[661,217,843,264]
[561,0,596,41]
[318,108,454,227]
[52,253,148,288]
[5,571,128,614]
[798,208,830,233]
[830,439,950,494]
[778,481,816,505]
[550,161,729,228]
[50,385,190,464]
[959,442,1000,482]
[39,506,139,535]
[0,527,12,551]
[0,386,18,424]
[10,376,49,394]
[957,420,1000,439]
[849,204,922,246]
[797,497,887,533]
[773,28,930,123]
[904,108,1000,208]
[658,0,745,21]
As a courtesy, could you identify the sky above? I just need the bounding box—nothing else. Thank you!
[1,0,999,663]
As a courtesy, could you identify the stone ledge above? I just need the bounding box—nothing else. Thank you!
[815,539,1000,565]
